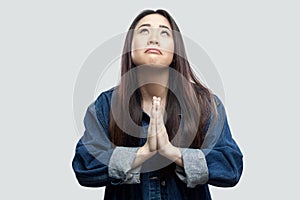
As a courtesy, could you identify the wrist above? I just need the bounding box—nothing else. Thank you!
[158,142,173,158]
[138,143,156,157]
[132,144,156,169]
[159,144,183,166]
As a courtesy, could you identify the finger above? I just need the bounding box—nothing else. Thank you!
[153,96,159,112]
[151,96,157,118]
[150,121,156,137]
[157,97,161,111]
[148,118,157,152]
[156,125,170,152]
[156,99,165,129]
[149,99,157,152]
[149,102,157,136]
[152,96,157,103]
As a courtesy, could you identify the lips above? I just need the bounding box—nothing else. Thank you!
[144,48,162,55]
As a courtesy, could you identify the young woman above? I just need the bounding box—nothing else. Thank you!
[72,9,243,200]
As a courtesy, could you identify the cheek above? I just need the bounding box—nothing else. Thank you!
[131,39,137,51]
[131,39,139,63]
[161,39,174,53]
[162,41,174,62]
[131,43,143,59]
[163,41,175,65]
[165,52,174,65]
[168,41,175,53]
[131,41,145,65]
[132,36,147,51]
[131,36,149,63]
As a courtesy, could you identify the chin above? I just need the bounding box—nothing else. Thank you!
[142,63,170,68]
[146,59,171,67]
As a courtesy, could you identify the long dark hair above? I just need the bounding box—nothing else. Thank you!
[109,9,216,148]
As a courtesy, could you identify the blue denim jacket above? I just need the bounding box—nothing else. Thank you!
[72,87,243,200]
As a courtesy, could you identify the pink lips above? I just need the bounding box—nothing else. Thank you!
[145,48,162,55]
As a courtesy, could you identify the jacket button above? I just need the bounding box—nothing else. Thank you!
[161,180,166,186]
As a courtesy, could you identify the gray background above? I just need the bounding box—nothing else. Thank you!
[1,0,299,199]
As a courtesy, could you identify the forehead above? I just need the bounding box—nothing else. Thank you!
[135,14,172,30]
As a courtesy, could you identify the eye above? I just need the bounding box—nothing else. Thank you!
[139,28,149,35]
[161,30,170,37]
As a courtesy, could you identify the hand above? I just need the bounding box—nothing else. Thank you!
[134,96,179,169]
[145,96,161,152]
[144,96,166,152]
[148,98,158,152]
[142,96,183,166]
[155,97,171,155]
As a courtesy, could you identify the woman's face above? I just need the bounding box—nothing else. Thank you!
[131,14,175,67]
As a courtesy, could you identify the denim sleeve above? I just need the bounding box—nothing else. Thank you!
[108,147,141,184]
[175,95,243,188]
[175,149,208,188]
[202,95,243,187]
[72,93,141,187]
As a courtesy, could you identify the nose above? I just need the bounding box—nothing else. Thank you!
[148,39,159,45]
[147,30,159,46]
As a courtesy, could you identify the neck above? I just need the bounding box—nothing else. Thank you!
[136,65,169,104]
[140,84,168,103]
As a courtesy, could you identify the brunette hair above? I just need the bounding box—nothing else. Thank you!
[109,9,216,148]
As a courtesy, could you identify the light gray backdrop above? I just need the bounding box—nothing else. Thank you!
[1,0,299,199]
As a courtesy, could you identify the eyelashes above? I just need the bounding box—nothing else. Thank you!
[138,28,171,37]
[161,30,170,37]
[139,28,149,34]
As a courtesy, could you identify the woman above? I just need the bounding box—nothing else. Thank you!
[72,9,243,200]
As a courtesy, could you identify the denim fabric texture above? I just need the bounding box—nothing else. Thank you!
[72,87,243,200]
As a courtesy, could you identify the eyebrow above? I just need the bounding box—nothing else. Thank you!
[137,23,171,31]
